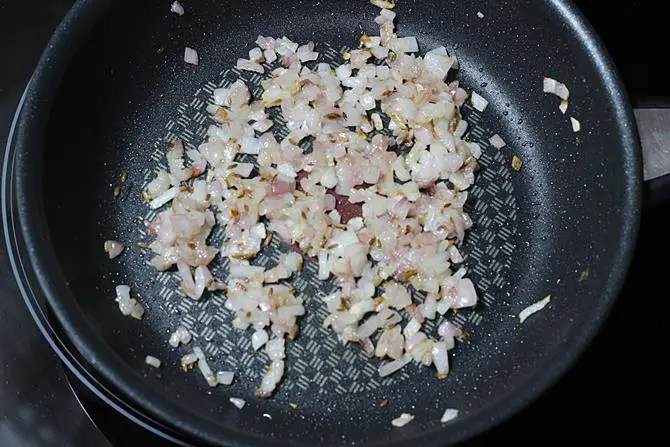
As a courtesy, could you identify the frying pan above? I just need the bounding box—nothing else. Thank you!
[3,0,641,445]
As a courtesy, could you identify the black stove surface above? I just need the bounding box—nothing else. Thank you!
[1,1,667,445]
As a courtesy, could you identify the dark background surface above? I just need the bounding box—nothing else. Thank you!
[0,0,667,445]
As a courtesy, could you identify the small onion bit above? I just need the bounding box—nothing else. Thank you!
[391,413,415,427]
[570,116,581,132]
[114,285,145,320]
[168,325,192,347]
[104,240,125,259]
[184,47,199,65]
[217,371,235,385]
[145,355,161,368]
[440,408,459,423]
[470,91,489,112]
[519,295,552,323]
[230,397,246,409]
[193,346,218,387]
[170,1,184,15]
[543,76,570,101]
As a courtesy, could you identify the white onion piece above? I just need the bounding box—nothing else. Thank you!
[193,346,218,387]
[115,285,144,320]
[389,37,418,54]
[237,58,264,74]
[391,413,415,427]
[149,186,180,209]
[448,278,478,309]
[543,76,569,100]
[104,240,125,259]
[519,295,551,323]
[180,352,198,369]
[432,341,450,379]
[470,142,482,159]
[256,360,285,398]
[371,0,396,9]
[169,325,192,347]
[249,47,263,62]
[230,397,246,409]
[489,134,506,149]
[378,353,411,377]
[470,91,488,112]
[170,1,184,15]
[570,116,581,132]
[476,11,484,19]
[454,119,468,138]
[252,330,269,351]
[559,100,568,114]
[440,408,459,423]
[145,355,161,368]
[184,47,199,65]
[217,371,235,385]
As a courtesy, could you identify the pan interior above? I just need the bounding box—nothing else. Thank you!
[37,0,636,444]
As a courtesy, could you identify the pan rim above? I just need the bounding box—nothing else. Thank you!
[8,0,642,445]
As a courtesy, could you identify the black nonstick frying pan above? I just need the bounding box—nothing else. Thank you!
[3,0,641,445]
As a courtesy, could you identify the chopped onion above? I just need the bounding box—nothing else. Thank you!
[440,408,459,423]
[237,58,264,74]
[145,355,161,368]
[543,76,569,100]
[170,1,184,15]
[149,186,180,209]
[184,47,199,65]
[169,325,192,347]
[143,0,486,398]
[217,371,235,385]
[378,353,411,377]
[115,285,144,320]
[559,100,568,114]
[371,0,396,9]
[230,397,246,409]
[570,116,581,132]
[391,413,415,427]
[193,346,218,387]
[476,11,484,19]
[104,240,125,259]
[519,295,552,323]
[252,330,269,350]
[470,91,488,112]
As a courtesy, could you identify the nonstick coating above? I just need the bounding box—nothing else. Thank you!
[13,0,640,445]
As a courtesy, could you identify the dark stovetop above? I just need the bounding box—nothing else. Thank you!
[0,1,667,446]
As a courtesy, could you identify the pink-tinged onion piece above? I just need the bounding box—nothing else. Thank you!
[104,240,125,259]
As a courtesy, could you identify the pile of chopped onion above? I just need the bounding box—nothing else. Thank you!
[144,0,482,397]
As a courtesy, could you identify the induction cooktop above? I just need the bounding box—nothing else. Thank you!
[1,1,667,446]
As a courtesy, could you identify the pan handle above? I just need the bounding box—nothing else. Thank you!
[634,108,670,210]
